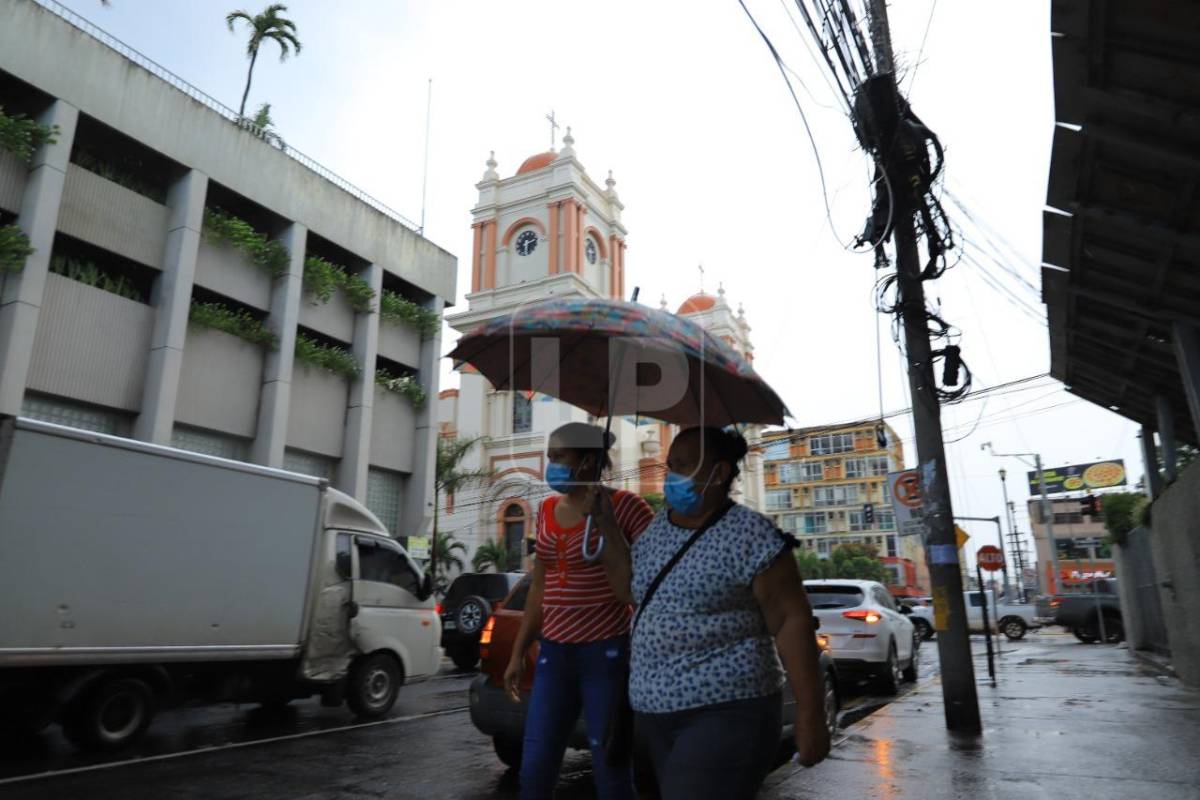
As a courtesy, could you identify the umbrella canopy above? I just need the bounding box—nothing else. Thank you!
[447,297,788,427]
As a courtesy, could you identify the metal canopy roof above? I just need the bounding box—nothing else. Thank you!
[1043,0,1200,445]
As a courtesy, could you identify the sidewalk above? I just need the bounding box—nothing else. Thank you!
[763,632,1200,800]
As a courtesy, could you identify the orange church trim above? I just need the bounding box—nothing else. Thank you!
[575,202,586,272]
[470,223,483,292]
[547,202,560,274]
[563,200,578,273]
[484,220,498,290]
[501,217,548,247]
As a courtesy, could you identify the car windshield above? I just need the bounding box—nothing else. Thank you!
[805,585,864,609]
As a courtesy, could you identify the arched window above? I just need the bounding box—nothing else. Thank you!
[513,392,532,434]
[502,503,527,569]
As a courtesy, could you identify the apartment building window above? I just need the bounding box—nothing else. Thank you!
[810,433,854,455]
[877,509,896,530]
[886,535,898,557]
[812,485,859,508]
[779,461,822,483]
[848,510,867,531]
[367,468,405,535]
[803,512,828,535]
[1053,512,1084,525]
[845,458,866,478]
[869,456,890,476]
[766,489,793,511]
[763,440,790,461]
[21,395,129,436]
[780,513,802,534]
[513,392,532,434]
[284,449,336,480]
[171,425,247,461]
[817,538,831,557]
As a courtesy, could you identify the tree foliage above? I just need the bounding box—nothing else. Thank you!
[472,539,509,573]
[380,290,440,339]
[189,301,278,349]
[431,437,493,588]
[795,542,891,583]
[1100,491,1149,546]
[428,533,467,596]
[0,225,33,273]
[0,105,57,164]
[227,4,302,118]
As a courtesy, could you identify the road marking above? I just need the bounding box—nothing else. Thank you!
[0,705,470,786]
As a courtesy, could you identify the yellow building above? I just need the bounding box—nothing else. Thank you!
[759,422,929,596]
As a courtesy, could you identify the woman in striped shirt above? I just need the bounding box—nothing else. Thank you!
[504,422,655,800]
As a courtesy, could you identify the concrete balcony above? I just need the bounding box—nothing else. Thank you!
[0,150,26,214]
[297,291,356,344]
[57,164,167,269]
[370,386,416,473]
[377,319,421,369]
[26,272,153,410]
[175,326,264,438]
[287,363,349,458]
[194,239,273,311]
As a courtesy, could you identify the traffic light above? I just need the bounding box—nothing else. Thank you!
[863,503,874,525]
[1080,494,1099,517]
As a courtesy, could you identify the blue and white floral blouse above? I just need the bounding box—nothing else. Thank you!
[629,503,793,714]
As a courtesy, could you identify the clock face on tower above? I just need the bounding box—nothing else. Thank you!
[585,238,598,265]
[516,230,538,256]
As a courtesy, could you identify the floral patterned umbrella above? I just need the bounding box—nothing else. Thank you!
[447,297,788,427]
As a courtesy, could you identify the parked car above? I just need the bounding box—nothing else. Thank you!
[0,417,439,751]
[899,599,935,640]
[469,575,841,770]
[964,590,1041,640]
[805,579,917,694]
[440,573,525,670]
[1051,581,1124,644]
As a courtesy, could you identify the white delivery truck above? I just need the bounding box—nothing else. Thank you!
[0,417,441,751]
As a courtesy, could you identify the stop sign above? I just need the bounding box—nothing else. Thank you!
[977,545,1005,572]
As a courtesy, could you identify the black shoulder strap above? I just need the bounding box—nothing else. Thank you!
[632,501,735,632]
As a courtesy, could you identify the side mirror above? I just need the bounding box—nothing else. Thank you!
[899,605,913,615]
[418,572,434,602]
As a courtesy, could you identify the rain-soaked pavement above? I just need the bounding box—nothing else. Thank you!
[6,633,1187,799]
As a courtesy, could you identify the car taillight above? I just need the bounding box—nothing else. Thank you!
[816,634,831,652]
[1050,599,1061,608]
[843,610,881,624]
[480,616,495,645]
[435,603,443,616]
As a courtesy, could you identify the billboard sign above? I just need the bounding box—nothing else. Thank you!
[1027,460,1126,495]
[888,469,926,537]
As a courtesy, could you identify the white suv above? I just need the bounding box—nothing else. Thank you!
[805,579,918,694]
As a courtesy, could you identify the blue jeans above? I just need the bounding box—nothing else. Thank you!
[519,635,635,800]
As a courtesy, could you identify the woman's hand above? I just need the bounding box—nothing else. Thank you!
[503,655,526,704]
[793,708,831,767]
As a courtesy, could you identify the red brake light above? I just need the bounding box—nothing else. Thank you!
[1050,599,1061,608]
[480,616,495,645]
[435,603,443,616]
[843,610,881,624]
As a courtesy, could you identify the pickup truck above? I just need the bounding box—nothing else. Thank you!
[1050,582,1124,644]
[964,591,1040,640]
[0,417,441,750]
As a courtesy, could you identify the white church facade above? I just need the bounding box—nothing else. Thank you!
[437,131,762,572]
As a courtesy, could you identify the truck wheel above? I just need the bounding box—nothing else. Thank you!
[62,677,155,752]
[456,596,491,636]
[493,735,523,768]
[1097,615,1124,644]
[875,643,901,695]
[1073,627,1098,644]
[450,643,480,671]
[347,653,402,718]
[902,650,919,683]
[1001,617,1028,641]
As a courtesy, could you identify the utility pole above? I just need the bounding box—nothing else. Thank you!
[997,469,1020,601]
[866,0,981,734]
[1035,454,1063,595]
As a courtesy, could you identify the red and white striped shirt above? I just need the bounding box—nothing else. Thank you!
[535,489,656,644]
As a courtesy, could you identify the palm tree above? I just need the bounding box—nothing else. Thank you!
[472,539,509,574]
[226,4,302,118]
[249,102,286,150]
[429,533,468,596]
[433,436,492,590]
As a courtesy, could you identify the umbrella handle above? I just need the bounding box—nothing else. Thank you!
[581,514,605,562]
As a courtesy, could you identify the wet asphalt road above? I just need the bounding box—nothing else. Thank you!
[0,640,960,799]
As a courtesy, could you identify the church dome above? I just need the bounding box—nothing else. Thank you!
[516,151,557,175]
[676,292,716,315]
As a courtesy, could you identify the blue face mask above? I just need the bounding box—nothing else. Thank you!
[664,467,716,515]
[545,462,575,494]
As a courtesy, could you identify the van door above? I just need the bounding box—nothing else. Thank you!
[350,536,440,679]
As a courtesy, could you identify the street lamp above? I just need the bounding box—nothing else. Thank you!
[996,468,1027,602]
[981,442,1063,595]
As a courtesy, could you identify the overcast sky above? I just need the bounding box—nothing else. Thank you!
[58,0,1144,567]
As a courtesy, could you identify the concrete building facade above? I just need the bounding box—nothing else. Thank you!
[1027,495,1114,591]
[759,421,929,597]
[0,1,455,541]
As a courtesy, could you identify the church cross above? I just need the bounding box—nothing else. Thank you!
[546,110,560,150]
